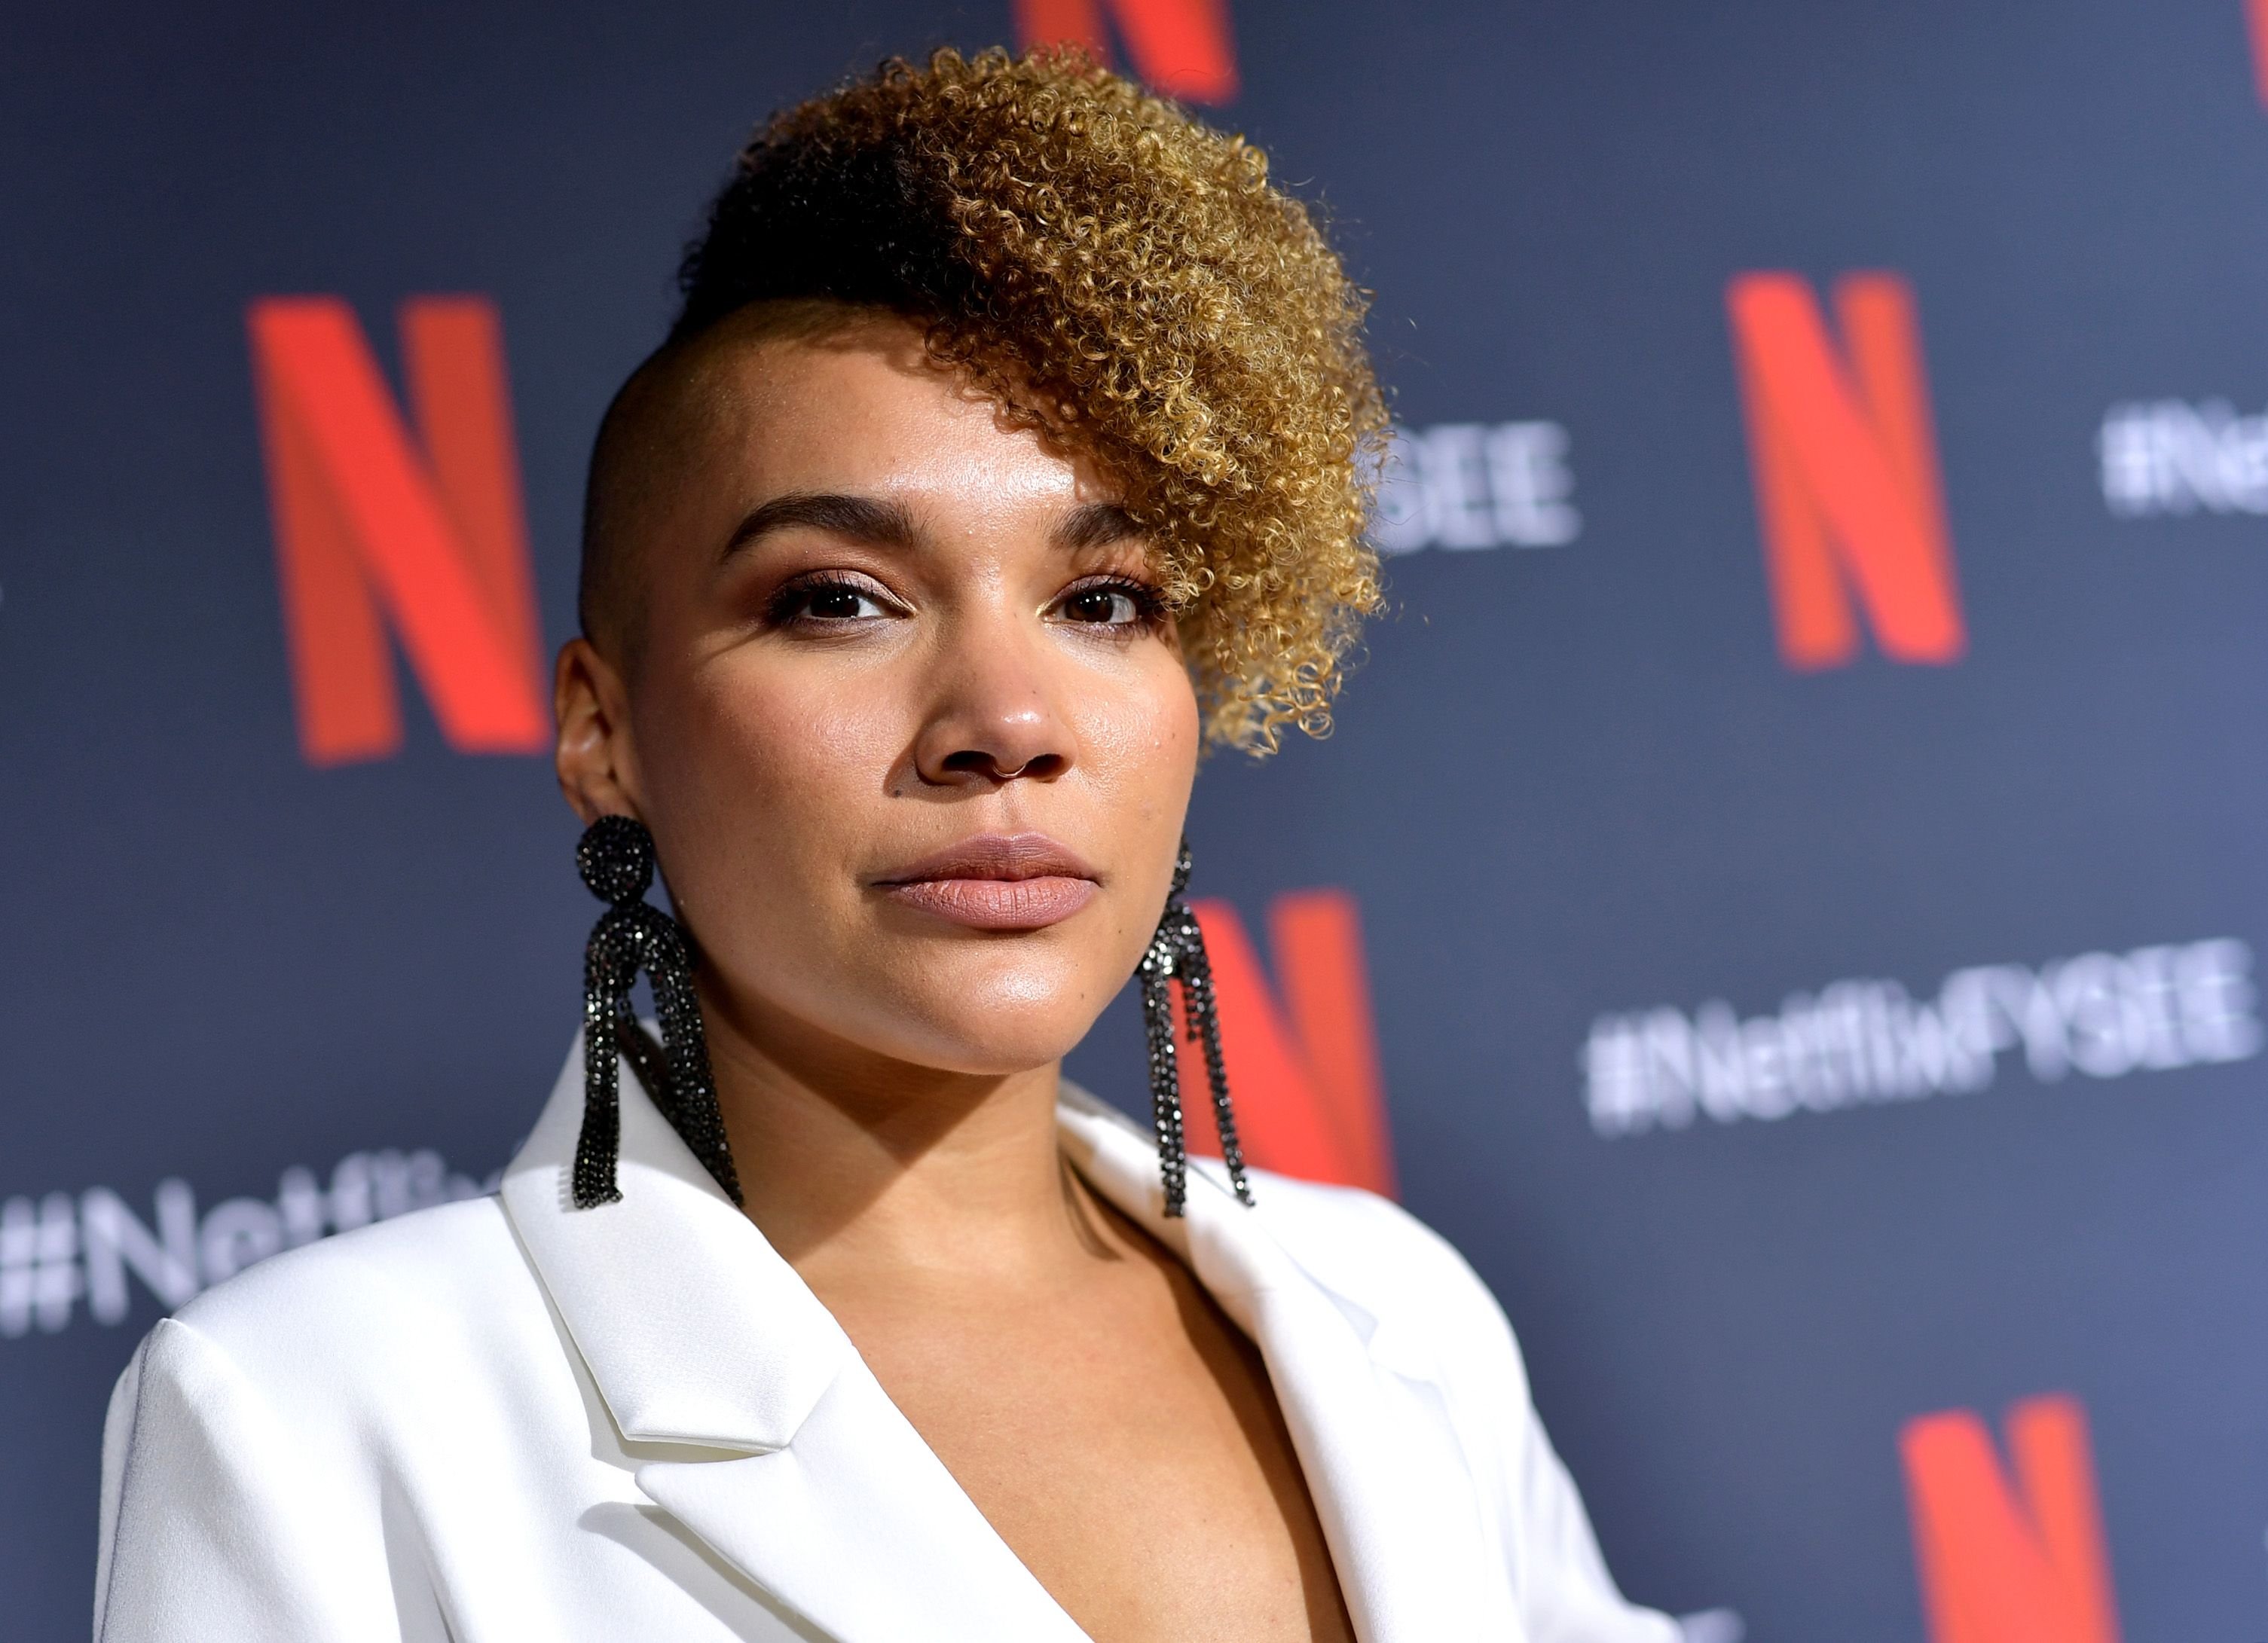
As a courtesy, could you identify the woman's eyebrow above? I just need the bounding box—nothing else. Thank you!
[720,492,921,560]
[1053,501,1143,552]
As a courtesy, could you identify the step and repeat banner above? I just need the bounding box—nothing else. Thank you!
[8,0,2268,1636]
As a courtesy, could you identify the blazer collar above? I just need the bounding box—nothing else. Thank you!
[500,1036,847,1452]
[503,1037,1504,1641]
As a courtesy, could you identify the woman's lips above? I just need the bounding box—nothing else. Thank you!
[880,875,1097,930]
[874,832,1099,931]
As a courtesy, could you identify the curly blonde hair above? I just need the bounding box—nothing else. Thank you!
[671,46,1387,750]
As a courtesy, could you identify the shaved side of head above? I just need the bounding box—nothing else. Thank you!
[577,299,880,671]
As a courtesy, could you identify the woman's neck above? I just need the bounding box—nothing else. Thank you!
[697,985,1101,1298]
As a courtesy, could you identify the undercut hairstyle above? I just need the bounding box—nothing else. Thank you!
[582,45,1388,751]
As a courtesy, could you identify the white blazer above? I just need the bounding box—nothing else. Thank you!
[95,1037,1679,1643]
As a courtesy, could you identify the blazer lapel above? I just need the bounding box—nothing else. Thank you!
[1058,1087,1519,1643]
[635,1368,1087,1643]
[502,1038,1085,1642]
[500,1037,842,1452]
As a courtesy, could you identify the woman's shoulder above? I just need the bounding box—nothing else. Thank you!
[96,1196,600,1638]
[177,1193,522,1340]
[139,1193,558,1425]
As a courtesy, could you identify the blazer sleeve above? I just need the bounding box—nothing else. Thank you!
[94,1317,404,1643]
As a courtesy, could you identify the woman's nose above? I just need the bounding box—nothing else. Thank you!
[909,621,1074,788]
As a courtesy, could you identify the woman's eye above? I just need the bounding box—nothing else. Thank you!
[775,580,891,623]
[1056,582,1156,626]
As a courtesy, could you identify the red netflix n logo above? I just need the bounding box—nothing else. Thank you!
[1901,1394,2123,1643]
[1176,890,1396,1197]
[248,296,549,766]
[1013,0,1239,104]
[1725,271,1967,670]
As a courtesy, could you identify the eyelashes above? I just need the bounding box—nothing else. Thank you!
[763,571,1170,637]
[764,572,900,628]
[1053,574,1171,633]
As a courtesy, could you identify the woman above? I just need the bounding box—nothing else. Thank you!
[96,47,1676,1643]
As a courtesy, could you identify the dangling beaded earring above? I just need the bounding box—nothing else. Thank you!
[573,816,743,1209]
[1136,838,1255,1217]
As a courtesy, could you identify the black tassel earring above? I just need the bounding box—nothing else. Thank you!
[1136,838,1255,1217]
[573,816,743,1209]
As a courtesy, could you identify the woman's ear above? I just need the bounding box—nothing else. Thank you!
[554,637,643,826]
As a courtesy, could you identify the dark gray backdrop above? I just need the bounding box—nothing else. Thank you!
[8,1,2266,1636]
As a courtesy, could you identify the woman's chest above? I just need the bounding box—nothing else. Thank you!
[832,1266,1356,1642]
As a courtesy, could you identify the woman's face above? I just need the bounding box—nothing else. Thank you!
[556,314,1200,1080]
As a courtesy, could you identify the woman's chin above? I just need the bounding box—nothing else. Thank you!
[884,1004,1102,1078]
[833,971,1109,1078]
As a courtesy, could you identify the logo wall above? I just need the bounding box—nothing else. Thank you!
[1726,271,1967,670]
[1372,420,1579,554]
[1903,1396,2122,1643]
[2097,396,2268,518]
[247,296,549,765]
[1585,936,2260,1136]
[1011,0,1237,103]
